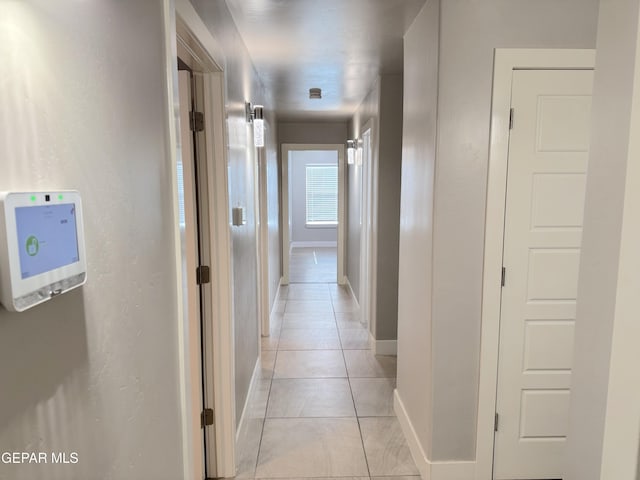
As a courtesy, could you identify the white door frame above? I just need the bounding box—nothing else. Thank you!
[358,121,377,332]
[475,48,595,480]
[280,143,346,285]
[172,2,236,478]
[256,148,270,336]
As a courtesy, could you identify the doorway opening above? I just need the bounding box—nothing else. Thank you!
[281,144,346,286]
[173,8,237,479]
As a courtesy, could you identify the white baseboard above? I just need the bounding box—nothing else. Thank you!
[395,389,431,480]
[236,356,262,443]
[290,240,337,252]
[394,389,476,480]
[344,277,360,309]
[270,278,285,317]
[368,332,397,355]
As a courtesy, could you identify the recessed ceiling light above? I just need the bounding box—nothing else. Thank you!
[309,87,322,99]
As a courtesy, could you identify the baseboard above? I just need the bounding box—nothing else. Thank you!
[344,277,360,309]
[290,240,337,251]
[368,331,397,355]
[394,390,476,480]
[270,278,284,317]
[235,356,262,443]
[394,389,431,480]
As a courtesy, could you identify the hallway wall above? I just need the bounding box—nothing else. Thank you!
[190,0,280,428]
[397,0,600,465]
[565,0,640,477]
[0,2,184,479]
[348,75,404,342]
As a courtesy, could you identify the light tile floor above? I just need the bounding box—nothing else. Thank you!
[289,247,338,283]
[238,282,420,480]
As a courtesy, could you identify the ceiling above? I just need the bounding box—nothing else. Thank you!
[225,0,426,122]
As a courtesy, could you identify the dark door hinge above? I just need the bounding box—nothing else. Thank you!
[201,408,214,427]
[495,413,499,432]
[196,265,211,285]
[509,108,514,130]
[501,267,506,287]
[190,111,204,132]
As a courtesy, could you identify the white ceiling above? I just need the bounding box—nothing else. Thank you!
[225,0,426,121]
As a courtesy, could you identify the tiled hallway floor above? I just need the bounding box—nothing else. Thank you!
[236,282,419,480]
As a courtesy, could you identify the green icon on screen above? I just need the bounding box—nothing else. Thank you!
[26,236,39,257]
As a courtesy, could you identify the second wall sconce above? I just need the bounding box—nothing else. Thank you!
[246,102,265,148]
[347,139,356,165]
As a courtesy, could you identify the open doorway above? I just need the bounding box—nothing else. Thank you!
[174,7,236,480]
[281,144,346,285]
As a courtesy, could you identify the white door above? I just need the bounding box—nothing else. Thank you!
[494,69,593,479]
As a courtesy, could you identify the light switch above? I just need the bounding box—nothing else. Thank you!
[232,206,245,226]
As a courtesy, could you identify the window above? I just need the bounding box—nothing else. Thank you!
[305,164,338,225]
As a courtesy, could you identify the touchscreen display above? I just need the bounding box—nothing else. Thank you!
[15,203,80,279]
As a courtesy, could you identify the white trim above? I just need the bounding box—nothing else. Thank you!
[368,331,398,356]
[395,390,476,480]
[270,278,284,319]
[203,70,237,480]
[175,4,237,478]
[290,240,338,251]
[395,389,430,480]
[476,48,595,480]
[281,144,346,286]
[344,277,360,309]
[162,3,190,480]
[235,357,262,444]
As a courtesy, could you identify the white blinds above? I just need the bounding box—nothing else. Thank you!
[305,164,338,224]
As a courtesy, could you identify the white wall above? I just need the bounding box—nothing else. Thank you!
[396,0,439,460]
[565,0,640,478]
[289,151,338,244]
[0,2,184,479]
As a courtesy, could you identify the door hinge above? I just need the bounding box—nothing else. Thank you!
[190,111,204,132]
[495,413,499,432]
[509,108,514,130]
[501,267,506,287]
[196,265,211,285]
[201,408,214,427]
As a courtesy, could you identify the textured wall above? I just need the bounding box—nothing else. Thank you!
[0,2,184,479]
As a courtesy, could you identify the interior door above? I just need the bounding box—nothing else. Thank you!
[493,69,593,479]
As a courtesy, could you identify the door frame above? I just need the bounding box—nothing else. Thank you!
[358,121,377,332]
[280,143,346,285]
[475,48,595,480]
[172,2,236,478]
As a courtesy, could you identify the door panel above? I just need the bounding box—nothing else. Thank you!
[493,69,593,479]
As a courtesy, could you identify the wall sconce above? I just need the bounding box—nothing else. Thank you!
[347,140,356,165]
[245,102,265,148]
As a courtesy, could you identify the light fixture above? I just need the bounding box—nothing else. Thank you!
[245,102,265,148]
[347,140,356,165]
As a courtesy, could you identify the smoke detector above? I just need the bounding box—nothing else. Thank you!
[309,87,322,99]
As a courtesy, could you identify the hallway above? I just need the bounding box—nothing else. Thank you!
[237,281,418,479]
